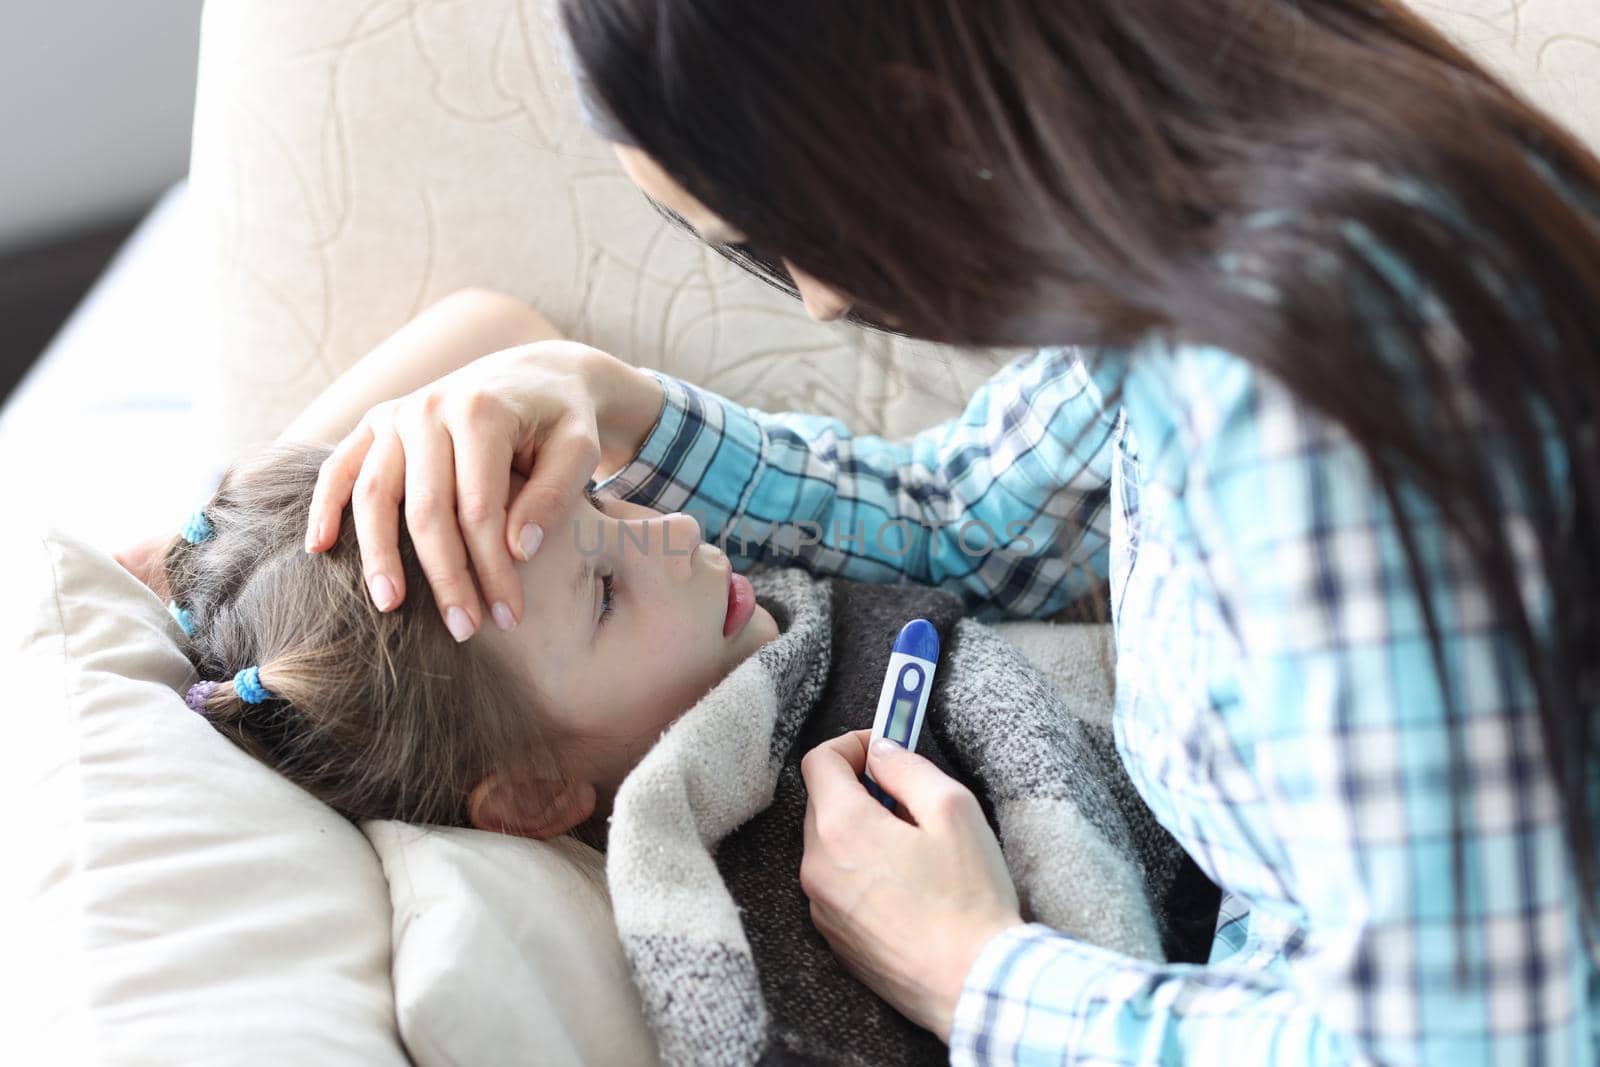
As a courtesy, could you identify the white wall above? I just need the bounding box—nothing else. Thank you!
[0,0,204,252]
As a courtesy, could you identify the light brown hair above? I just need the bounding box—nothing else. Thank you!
[164,442,597,845]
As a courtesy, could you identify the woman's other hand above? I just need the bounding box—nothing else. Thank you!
[799,728,1024,1042]
[303,339,663,640]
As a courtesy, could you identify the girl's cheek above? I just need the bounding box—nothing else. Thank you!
[637,599,700,654]
[649,636,722,703]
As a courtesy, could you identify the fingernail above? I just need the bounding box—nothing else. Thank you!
[491,601,516,632]
[446,606,475,643]
[872,738,901,759]
[518,522,544,561]
[369,574,397,611]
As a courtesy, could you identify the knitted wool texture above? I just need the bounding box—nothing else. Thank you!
[606,570,1216,1067]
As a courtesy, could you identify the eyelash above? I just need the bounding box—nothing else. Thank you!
[598,573,616,626]
[587,484,616,626]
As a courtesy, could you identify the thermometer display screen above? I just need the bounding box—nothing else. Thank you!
[887,695,916,744]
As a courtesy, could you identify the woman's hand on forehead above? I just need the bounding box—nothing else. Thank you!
[307,343,614,641]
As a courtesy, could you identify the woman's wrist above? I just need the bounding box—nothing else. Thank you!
[585,349,666,475]
[278,289,561,447]
[928,915,1026,1043]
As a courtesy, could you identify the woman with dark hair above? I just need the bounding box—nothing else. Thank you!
[304,1,1600,1061]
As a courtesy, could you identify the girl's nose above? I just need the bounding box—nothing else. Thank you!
[617,511,703,579]
[657,511,704,575]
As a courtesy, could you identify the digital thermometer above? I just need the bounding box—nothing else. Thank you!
[862,618,939,811]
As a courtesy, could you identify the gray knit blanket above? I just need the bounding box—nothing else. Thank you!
[606,570,1217,1067]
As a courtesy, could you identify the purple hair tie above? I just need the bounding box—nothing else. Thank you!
[186,680,223,712]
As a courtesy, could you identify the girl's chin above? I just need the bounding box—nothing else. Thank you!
[744,605,780,648]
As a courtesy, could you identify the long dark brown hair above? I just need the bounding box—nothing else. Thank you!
[561,0,1600,941]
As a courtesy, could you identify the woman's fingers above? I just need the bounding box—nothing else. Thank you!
[450,404,522,632]
[811,728,873,775]
[304,343,615,631]
[350,423,409,614]
[800,729,883,822]
[802,729,929,825]
[504,413,602,565]
[864,737,975,827]
[396,407,482,641]
[306,419,376,554]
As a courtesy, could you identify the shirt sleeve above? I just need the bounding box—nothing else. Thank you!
[595,347,1119,619]
[949,350,1587,1065]
[949,924,1358,1065]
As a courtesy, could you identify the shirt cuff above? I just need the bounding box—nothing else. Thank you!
[593,368,768,531]
[947,922,1107,1067]
[591,368,679,500]
[947,921,1049,1062]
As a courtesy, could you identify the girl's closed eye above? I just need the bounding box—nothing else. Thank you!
[598,572,617,626]
[584,483,618,628]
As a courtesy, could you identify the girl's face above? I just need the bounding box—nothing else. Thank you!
[478,480,778,802]
[612,144,855,324]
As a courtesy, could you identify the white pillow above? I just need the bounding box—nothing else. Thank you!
[364,822,659,1067]
[1,526,409,1066]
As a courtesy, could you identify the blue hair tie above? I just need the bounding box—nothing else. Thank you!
[234,665,274,704]
[167,601,196,636]
[180,509,215,545]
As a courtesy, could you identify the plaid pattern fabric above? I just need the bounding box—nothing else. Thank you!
[601,347,1119,621]
[597,342,1595,1065]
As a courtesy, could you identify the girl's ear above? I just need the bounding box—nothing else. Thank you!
[467,771,597,840]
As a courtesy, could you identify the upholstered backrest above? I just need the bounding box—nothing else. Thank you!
[1426,0,1600,151]
[187,0,1005,457]
[189,0,1600,459]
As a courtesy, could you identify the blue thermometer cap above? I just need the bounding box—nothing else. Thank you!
[892,618,939,662]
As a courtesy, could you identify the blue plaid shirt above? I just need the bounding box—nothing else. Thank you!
[597,341,1594,1065]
